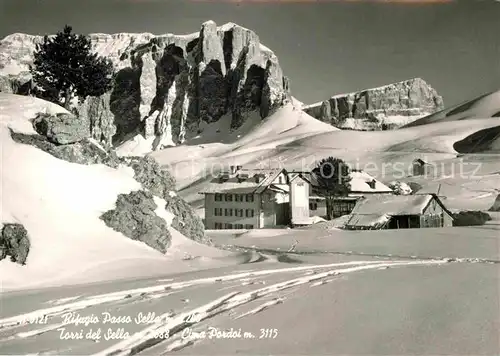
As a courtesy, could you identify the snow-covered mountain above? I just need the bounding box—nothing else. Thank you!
[0,21,290,150]
[302,78,444,130]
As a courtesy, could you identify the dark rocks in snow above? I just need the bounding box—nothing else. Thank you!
[100,190,171,253]
[10,130,120,167]
[0,223,31,265]
[32,112,90,145]
[164,194,208,245]
[120,155,207,244]
[120,155,176,198]
[76,93,116,148]
[452,210,492,226]
[0,72,33,94]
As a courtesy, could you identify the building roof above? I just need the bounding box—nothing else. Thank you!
[413,158,428,165]
[345,214,391,228]
[344,193,453,228]
[297,170,393,194]
[349,193,453,216]
[349,171,394,193]
[199,168,284,195]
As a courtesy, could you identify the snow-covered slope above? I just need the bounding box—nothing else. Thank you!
[0,93,229,291]
[402,89,500,153]
[403,89,500,128]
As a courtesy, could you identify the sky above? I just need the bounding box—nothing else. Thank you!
[0,0,499,107]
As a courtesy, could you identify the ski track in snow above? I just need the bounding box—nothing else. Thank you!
[0,259,461,355]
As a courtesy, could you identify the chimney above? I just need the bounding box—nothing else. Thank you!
[236,165,242,171]
[230,165,236,174]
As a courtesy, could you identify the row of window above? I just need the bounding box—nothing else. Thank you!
[214,223,254,229]
[214,208,255,217]
[331,202,356,212]
[214,193,255,202]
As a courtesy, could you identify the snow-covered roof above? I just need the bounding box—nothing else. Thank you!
[199,168,284,195]
[349,171,393,193]
[297,170,393,194]
[345,214,391,229]
[349,194,447,216]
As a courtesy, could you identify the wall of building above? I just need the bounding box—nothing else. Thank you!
[290,175,310,225]
[204,193,261,229]
[422,197,453,227]
[260,191,276,228]
[309,198,327,218]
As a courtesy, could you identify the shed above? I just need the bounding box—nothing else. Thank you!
[412,158,428,176]
[344,193,454,230]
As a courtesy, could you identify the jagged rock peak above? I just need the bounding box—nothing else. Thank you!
[302,77,444,131]
[0,22,280,74]
[0,21,291,148]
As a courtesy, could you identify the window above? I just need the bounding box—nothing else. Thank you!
[214,193,222,201]
[214,222,222,229]
[235,209,244,217]
[246,194,254,202]
[235,195,241,202]
[225,194,233,202]
[225,223,233,229]
[214,208,219,216]
[245,224,254,229]
[246,209,254,217]
[309,202,318,211]
[235,224,244,229]
[278,176,283,184]
[225,208,233,216]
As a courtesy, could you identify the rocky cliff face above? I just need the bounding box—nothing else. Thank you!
[0,21,290,147]
[302,78,444,131]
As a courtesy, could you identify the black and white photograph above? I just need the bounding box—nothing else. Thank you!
[0,0,499,354]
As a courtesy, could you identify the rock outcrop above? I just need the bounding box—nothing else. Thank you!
[0,72,33,94]
[120,156,208,245]
[164,193,207,245]
[121,156,176,198]
[77,93,116,148]
[302,78,444,130]
[0,21,290,147]
[10,130,121,167]
[0,223,31,265]
[100,190,172,253]
[33,112,90,145]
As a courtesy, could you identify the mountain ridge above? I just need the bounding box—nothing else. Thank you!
[302,77,444,131]
[0,21,291,149]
